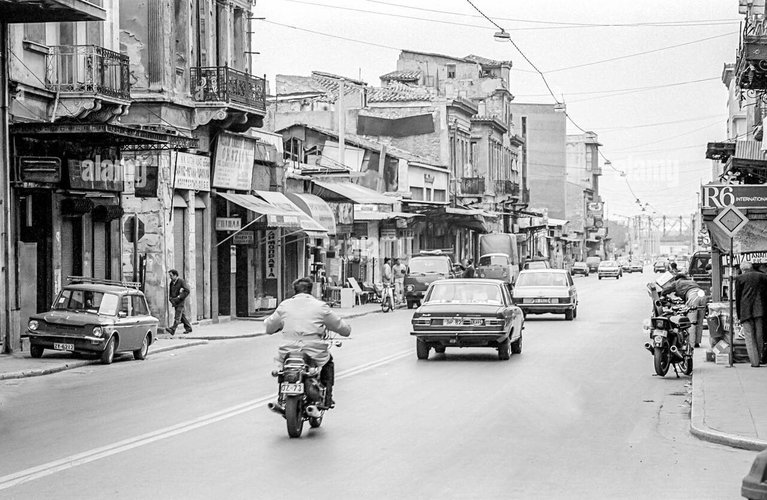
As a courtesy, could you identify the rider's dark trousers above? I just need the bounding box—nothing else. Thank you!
[321,355,335,402]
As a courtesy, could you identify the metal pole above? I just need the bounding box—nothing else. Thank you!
[0,21,9,353]
[729,236,734,367]
[338,78,345,166]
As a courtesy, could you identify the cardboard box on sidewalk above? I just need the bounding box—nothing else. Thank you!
[713,340,730,365]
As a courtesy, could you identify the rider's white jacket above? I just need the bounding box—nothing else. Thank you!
[265,293,351,367]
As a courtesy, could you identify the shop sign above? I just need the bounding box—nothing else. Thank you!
[266,229,281,279]
[233,231,254,244]
[68,157,124,192]
[701,184,767,210]
[352,222,368,237]
[173,152,211,191]
[216,217,241,231]
[18,156,61,183]
[212,133,255,191]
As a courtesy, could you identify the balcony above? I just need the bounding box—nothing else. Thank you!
[736,17,767,91]
[45,45,131,121]
[0,0,105,23]
[460,177,485,196]
[494,180,519,197]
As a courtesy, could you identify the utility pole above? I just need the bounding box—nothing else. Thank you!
[338,78,346,167]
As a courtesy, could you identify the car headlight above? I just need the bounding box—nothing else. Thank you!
[92,326,103,337]
[406,284,415,292]
[28,320,39,331]
[479,273,485,278]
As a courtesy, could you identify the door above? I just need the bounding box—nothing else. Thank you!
[173,208,185,273]
[93,220,107,279]
[18,242,37,336]
[114,295,137,350]
[195,209,205,319]
[131,294,152,347]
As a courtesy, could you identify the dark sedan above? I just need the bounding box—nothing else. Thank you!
[410,279,524,360]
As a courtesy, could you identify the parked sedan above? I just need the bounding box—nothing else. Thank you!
[410,279,524,360]
[598,260,622,279]
[511,269,578,320]
[571,262,590,277]
[26,280,159,364]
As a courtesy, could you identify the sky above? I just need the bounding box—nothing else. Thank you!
[251,0,740,220]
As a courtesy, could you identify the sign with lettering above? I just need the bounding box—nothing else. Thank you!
[216,217,241,231]
[701,184,767,210]
[173,152,211,191]
[266,229,281,280]
[213,133,255,191]
[233,231,254,245]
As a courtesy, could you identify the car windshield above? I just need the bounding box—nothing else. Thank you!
[425,282,503,305]
[526,261,548,269]
[600,261,617,267]
[516,272,568,287]
[52,289,120,316]
[574,263,586,268]
[409,257,450,275]
[478,255,508,266]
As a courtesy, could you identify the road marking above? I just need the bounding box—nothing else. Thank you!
[0,349,413,491]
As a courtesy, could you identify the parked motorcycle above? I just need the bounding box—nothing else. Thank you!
[381,282,395,313]
[643,283,694,377]
[268,337,343,438]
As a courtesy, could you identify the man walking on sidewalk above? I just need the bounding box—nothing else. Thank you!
[167,269,193,335]
[735,261,767,367]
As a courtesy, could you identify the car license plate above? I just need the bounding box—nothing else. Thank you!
[280,383,304,395]
[53,343,74,351]
[470,318,484,326]
[531,298,550,304]
[445,318,463,326]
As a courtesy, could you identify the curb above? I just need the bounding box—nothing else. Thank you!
[0,339,209,381]
[690,367,767,452]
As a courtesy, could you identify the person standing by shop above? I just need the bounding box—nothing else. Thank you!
[462,259,475,278]
[167,269,193,335]
[735,261,767,367]
[392,258,405,303]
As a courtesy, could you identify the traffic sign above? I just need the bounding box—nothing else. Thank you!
[124,216,145,243]
[713,205,749,239]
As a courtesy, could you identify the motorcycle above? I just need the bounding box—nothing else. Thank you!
[268,336,343,438]
[643,282,694,377]
[381,282,395,313]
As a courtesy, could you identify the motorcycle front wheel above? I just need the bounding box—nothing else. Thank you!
[653,347,670,377]
[285,396,304,438]
[381,295,392,313]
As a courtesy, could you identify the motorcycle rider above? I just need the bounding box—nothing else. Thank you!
[265,277,351,411]
[661,273,707,348]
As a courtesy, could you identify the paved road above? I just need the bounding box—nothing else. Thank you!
[0,269,757,499]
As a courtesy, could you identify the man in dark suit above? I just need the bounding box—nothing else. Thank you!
[735,261,767,367]
[167,269,193,335]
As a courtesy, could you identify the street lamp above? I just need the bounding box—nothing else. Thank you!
[493,30,511,41]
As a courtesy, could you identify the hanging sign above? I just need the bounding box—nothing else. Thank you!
[233,231,254,244]
[702,184,767,210]
[266,229,281,279]
[216,217,241,231]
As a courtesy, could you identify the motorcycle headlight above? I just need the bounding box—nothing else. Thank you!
[642,319,652,331]
[28,320,39,331]
[92,326,103,337]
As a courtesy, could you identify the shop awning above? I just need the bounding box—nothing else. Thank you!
[424,206,491,233]
[216,192,301,228]
[312,181,396,205]
[254,190,328,237]
[354,211,423,221]
[706,217,767,254]
[286,193,337,235]
[10,122,198,149]
[547,218,568,227]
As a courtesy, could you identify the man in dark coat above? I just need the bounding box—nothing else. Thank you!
[167,269,193,335]
[735,261,767,367]
[462,258,475,278]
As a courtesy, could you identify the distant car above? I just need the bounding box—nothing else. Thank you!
[512,269,578,320]
[598,260,622,279]
[404,251,457,309]
[585,256,601,273]
[653,260,668,273]
[620,260,632,273]
[571,262,589,276]
[26,279,158,364]
[524,259,550,270]
[410,279,524,360]
[630,261,644,273]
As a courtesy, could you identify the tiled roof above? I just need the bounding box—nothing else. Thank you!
[380,70,421,82]
[368,82,433,103]
[275,72,368,103]
[464,54,513,68]
[275,75,326,96]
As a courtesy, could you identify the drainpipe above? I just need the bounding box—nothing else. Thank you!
[0,21,11,352]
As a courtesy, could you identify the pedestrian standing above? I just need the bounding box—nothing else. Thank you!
[382,257,393,285]
[392,258,405,303]
[735,261,767,367]
[167,269,193,335]
[462,258,475,278]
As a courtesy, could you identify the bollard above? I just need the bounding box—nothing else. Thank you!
[742,448,767,500]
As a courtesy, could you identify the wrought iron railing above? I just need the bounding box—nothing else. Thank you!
[191,66,266,112]
[460,176,485,195]
[46,45,130,100]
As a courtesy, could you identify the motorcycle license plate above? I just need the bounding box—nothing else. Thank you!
[280,383,304,395]
[53,343,74,351]
[651,330,667,337]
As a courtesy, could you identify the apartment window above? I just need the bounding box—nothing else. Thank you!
[521,116,527,136]
[446,64,456,79]
[434,189,447,202]
[23,24,46,45]
[411,187,424,200]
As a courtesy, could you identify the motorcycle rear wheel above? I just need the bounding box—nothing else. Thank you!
[381,295,392,313]
[285,397,304,438]
[681,355,693,375]
[653,347,670,377]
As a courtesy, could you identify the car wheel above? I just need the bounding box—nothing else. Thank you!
[133,333,150,360]
[598,275,602,280]
[30,345,44,358]
[498,337,511,360]
[573,307,578,319]
[100,336,117,365]
[565,308,574,321]
[511,333,522,354]
[416,339,430,360]
[434,346,446,354]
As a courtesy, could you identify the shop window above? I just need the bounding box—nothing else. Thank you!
[434,190,446,202]
[411,187,424,200]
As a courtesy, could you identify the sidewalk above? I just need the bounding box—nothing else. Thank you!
[0,302,383,381]
[691,332,767,451]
